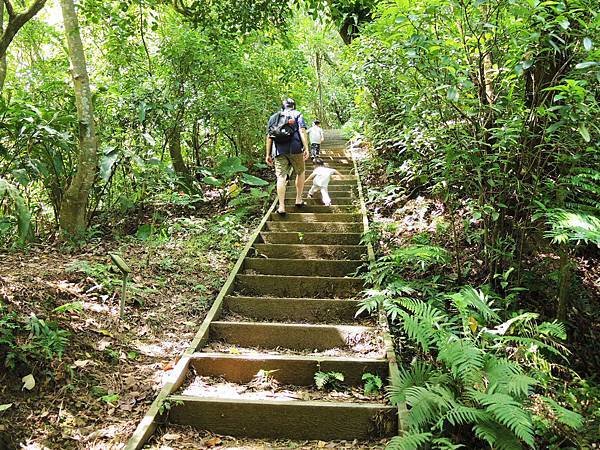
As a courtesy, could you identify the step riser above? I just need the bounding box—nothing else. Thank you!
[243,258,362,276]
[209,322,372,351]
[253,244,366,260]
[190,354,388,386]
[285,187,357,192]
[284,198,357,206]
[260,232,362,245]
[234,275,363,298]
[281,206,358,213]
[224,296,362,322]
[168,396,397,440]
[270,213,362,223]
[266,222,363,233]
[285,194,356,200]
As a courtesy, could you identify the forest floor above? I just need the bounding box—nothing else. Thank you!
[0,201,267,450]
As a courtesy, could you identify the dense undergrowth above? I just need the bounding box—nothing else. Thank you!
[345,1,599,447]
[356,184,599,448]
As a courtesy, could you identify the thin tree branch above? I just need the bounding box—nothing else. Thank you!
[0,0,47,59]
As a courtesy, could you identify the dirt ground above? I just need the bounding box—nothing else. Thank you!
[0,209,259,450]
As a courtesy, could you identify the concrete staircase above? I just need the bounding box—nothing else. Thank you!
[126,130,399,448]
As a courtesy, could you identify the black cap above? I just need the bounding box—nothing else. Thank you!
[283,98,295,109]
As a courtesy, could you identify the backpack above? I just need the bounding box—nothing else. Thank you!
[269,111,298,144]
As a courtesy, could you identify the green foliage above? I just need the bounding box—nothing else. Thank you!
[0,178,32,245]
[362,372,383,396]
[361,243,584,447]
[314,371,345,391]
[52,302,84,315]
[65,260,117,290]
[0,304,70,368]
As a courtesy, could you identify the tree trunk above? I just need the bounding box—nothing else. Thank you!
[0,1,6,91]
[58,0,98,234]
[315,51,324,123]
[168,124,188,177]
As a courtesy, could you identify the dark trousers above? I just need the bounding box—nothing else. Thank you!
[310,143,321,159]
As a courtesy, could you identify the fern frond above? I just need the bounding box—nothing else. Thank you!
[437,338,485,380]
[404,386,453,429]
[473,419,524,450]
[387,432,433,450]
[505,373,538,398]
[535,320,567,340]
[438,405,489,428]
[431,437,466,449]
[397,309,437,352]
[492,335,566,358]
[470,391,534,447]
[539,396,583,430]
[389,244,451,270]
[448,286,500,323]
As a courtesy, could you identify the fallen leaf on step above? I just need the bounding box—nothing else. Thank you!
[317,441,327,448]
[228,347,241,355]
[205,437,222,447]
[162,433,180,441]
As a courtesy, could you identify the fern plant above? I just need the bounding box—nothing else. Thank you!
[384,288,582,449]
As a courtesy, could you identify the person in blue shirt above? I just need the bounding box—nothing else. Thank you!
[265,98,310,215]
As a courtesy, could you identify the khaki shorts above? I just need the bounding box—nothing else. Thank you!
[274,153,305,179]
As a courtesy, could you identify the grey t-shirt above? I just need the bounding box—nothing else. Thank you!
[267,108,306,156]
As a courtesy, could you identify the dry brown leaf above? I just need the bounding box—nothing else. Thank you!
[205,436,222,447]
[162,433,181,441]
[97,339,111,351]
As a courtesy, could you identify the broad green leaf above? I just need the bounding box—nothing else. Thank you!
[583,37,593,51]
[578,125,590,142]
[0,404,12,412]
[202,176,223,187]
[99,147,119,181]
[142,132,156,146]
[575,61,598,69]
[241,173,269,186]
[215,157,248,177]
[447,86,459,102]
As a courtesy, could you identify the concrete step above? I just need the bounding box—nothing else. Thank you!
[189,352,388,385]
[223,296,362,322]
[281,205,358,213]
[167,396,397,440]
[285,191,356,199]
[284,198,357,206]
[209,321,374,351]
[285,185,357,192]
[270,212,362,223]
[234,274,363,298]
[306,168,354,174]
[243,258,362,276]
[266,221,363,233]
[252,244,366,260]
[260,232,362,245]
